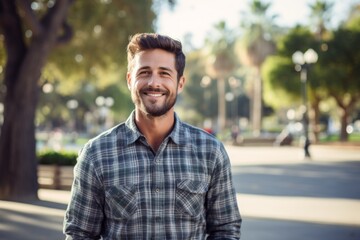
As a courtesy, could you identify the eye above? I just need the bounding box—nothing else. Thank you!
[138,70,151,77]
[160,71,171,76]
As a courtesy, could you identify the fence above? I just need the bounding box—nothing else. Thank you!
[38,165,74,190]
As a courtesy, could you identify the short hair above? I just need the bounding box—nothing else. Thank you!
[127,33,186,79]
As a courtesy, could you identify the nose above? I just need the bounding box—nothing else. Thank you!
[147,74,160,87]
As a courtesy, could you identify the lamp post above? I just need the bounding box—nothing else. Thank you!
[95,96,114,132]
[66,99,79,132]
[292,48,318,159]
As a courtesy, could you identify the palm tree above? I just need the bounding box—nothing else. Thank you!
[237,0,277,136]
[308,0,334,40]
[205,21,237,134]
[308,0,334,142]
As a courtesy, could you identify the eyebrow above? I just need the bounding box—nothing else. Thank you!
[158,67,174,73]
[137,66,174,73]
[137,66,151,72]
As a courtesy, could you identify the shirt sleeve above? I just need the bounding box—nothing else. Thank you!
[63,145,104,239]
[205,143,242,239]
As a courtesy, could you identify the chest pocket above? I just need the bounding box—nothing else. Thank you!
[105,184,138,220]
[176,179,208,217]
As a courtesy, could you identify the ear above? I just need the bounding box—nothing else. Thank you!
[126,72,132,90]
[177,76,186,93]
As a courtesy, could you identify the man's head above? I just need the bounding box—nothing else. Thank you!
[126,33,186,117]
[127,33,186,80]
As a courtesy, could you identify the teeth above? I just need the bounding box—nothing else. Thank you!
[147,93,163,97]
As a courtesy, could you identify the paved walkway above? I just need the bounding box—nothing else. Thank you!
[227,145,360,227]
[0,145,359,239]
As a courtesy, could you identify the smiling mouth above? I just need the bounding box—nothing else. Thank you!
[145,92,165,97]
[142,88,167,97]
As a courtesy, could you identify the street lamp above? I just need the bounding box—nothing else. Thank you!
[95,96,114,132]
[292,48,318,159]
[66,99,79,132]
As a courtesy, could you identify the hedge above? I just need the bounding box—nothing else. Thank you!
[37,151,78,166]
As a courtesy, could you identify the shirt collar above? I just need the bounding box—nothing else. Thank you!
[124,111,186,146]
[124,111,142,145]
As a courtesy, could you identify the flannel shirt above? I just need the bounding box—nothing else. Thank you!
[64,111,241,239]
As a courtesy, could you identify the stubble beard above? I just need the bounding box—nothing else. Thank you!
[132,89,177,117]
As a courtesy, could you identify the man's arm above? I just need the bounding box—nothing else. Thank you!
[63,147,104,239]
[206,144,242,239]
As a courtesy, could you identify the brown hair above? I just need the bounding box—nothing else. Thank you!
[127,33,186,79]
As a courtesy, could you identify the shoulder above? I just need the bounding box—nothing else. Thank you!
[78,123,127,162]
[179,121,225,152]
[181,121,216,141]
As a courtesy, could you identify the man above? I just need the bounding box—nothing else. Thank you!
[64,33,241,239]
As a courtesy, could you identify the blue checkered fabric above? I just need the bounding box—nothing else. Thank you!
[64,111,241,239]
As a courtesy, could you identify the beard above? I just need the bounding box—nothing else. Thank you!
[132,86,178,117]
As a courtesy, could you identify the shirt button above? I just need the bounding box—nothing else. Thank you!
[155,188,160,193]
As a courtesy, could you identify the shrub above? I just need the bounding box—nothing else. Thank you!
[37,151,77,166]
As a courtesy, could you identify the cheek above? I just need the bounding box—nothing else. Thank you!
[129,79,140,89]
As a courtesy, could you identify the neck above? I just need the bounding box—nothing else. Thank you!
[135,109,175,151]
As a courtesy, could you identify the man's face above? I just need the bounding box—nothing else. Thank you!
[127,49,185,117]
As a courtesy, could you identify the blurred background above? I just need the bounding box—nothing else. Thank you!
[0,0,360,198]
[0,1,360,239]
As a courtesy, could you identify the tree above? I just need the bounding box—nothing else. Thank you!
[37,0,160,133]
[204,21,238,134]
[308,0,334,40]
[262,26,324,140]
[319,27,360,141]
[307,0,334,141]
[0,0,174,201]
[0,0,75,201]
[236,0,277,136]
[263,23,360,142]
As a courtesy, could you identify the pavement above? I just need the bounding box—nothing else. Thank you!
[1,144,360,239]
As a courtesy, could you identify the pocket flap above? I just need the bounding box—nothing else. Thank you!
[177,179,208,194]
[105,184,138,219]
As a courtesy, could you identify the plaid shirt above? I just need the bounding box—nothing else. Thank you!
[64,112,241,239]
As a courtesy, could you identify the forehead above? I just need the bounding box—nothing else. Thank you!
[133,49,176,70]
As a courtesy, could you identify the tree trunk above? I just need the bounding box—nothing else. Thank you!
[0,76,39,200]
[0,38,50,200]
[339,107,349,142]
[309,98,321,143]
[0,0,73,200]
[252,68,262,136]
[332,94,358,142]
[217,77,226,134]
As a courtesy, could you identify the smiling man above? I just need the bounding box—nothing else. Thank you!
[64,33,242,239]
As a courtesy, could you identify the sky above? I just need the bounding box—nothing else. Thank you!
[156,0,358,48]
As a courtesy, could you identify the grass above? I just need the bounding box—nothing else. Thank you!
[319,132,360,143]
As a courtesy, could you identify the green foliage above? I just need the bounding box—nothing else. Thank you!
[262,55,300,108]
[319,27,360,95]
[34,0,169,129]
[47,0,156,86]
[277,26,316,56]
[37,151,77,166]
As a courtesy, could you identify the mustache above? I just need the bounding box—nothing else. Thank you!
[141,86,168,94]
